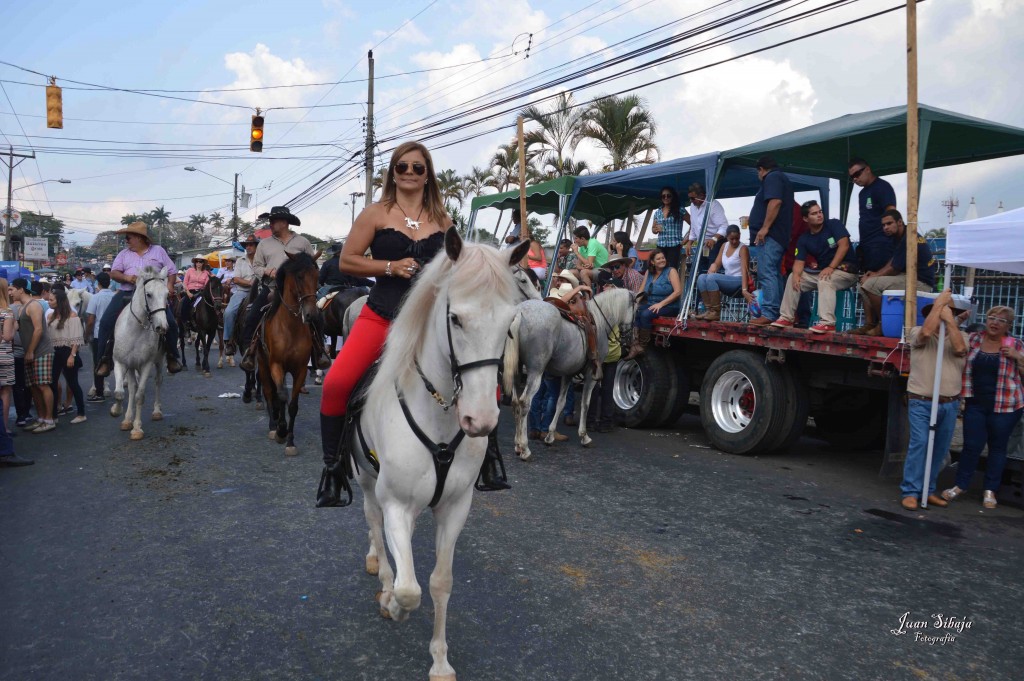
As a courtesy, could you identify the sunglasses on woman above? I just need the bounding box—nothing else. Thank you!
[395,162,427,176]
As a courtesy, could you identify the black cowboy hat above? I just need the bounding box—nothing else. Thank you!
[327,242,343,255]
[239,233,260,245]
[258,205,301,226]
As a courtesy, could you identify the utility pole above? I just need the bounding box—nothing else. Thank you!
[232,173,240,240]
[349,191,365,227]
[364,50,374,208]
[3,146,36,261]
[516,115,529,242]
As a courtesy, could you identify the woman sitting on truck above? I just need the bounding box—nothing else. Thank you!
[628,249,682,358]
[694,224,753,321]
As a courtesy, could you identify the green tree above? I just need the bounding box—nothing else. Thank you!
[372,167,387,200]
[520,92,586,177]
[582,94,658,171]
[188,213,208,238]
[11,211,66,259]
[91,230,123,258]
[208,212,225,229]
[925,227,947,238]
[463,166,494,200]
[436,169,465,212]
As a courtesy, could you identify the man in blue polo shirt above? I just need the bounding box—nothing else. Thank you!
[848,157,897,272]
[748,155,794,325]
[854,208,935,336]
[772,201,859,334]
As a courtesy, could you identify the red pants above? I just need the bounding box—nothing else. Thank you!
[320,305,390,417]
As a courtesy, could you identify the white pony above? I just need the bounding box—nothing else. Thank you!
[502,287,644,461]
[109,266,170,440]
[350,230,529,681]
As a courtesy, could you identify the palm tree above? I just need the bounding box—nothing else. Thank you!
[208,212,224,228]
[490,141,520,193]
[520,92,587,177]
[463,166,494,200]
[372,167,387,200]
[149,206,172,244]
[188,214,208,237]
[560,158,591,177]
[121,213,144,226]
[436,169,465,211]
[582,94,658,171]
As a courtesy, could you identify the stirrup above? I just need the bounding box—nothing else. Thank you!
[476,431,511,492]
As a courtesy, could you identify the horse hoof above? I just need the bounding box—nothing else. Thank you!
[152,412,163,421]
[203,372,211,378]
[581,435,593,447]
[110,405,122,417]
[379,607,392,619]
[242,393,252,404]
[543,435,554,446]
[429,674,457,681]
[275,434,287,445]
[314,376,323,386]
[130,430,144,441]
[227,357,235,367]
[284,446,298,457]
[518,449,532,461]
[366,555,379,575]
[120,421,132,431]
[256,402,264,410]
[268,430,277,440]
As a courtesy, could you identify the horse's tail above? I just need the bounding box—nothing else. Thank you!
[502,311,521,400]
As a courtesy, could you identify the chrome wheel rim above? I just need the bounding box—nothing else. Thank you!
[613,359,642,411]
[711,370,755,433]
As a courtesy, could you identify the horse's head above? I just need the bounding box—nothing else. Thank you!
[208,276,224,309]
[136,266,170,335]
[441,231,530,436]
[511,265,543,301]
[281,252,319,324]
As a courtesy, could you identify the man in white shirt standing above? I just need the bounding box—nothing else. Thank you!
[683,182,729,269]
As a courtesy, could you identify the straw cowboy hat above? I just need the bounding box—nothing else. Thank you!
[258,205,301,226]
[551,269,580,287]
[545,281,577,300]
[601,255,636,270]
[191,255,209,264]
[115,221,151,242]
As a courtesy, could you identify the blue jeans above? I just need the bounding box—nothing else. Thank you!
[637,304,680,330]
[697,273,742,296]
[955,401,1024,492]
[755,238,784,320]
[222,288,249,342]
[529,376,559,432]
[900,399,959,498]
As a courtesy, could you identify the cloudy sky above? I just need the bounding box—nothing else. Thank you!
[2,0,1021,248]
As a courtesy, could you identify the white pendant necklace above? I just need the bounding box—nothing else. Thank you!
[397,203,424,231]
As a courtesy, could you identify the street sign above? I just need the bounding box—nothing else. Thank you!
[1,207,21,231]
[24,236,48,260]
[56,252,68,266]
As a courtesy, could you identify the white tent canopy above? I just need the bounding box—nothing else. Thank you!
[946,205,1024,275]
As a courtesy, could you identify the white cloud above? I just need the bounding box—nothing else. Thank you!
[569,35,607,59]
[215,44,327,111]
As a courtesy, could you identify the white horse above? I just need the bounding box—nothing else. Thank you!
[350,231,530,681]
[109,266,170,440]
[502,287,644,461]
[66,287,92,321]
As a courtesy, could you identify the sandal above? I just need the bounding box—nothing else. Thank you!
[940,486,963,502]
[983,490,997,509]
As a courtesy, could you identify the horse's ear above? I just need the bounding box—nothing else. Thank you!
[634,291,647,305]
[509,240,531,267]
[445,226,462,262]
[159,267,168,279]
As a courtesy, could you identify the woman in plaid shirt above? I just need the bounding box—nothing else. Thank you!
[652,186,685,270]
[943,305,1024,509]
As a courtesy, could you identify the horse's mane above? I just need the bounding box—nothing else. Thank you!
[136,266,166,286]
[271,252,317,315]
[375,240,517,389]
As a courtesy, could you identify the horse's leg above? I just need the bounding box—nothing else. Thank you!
[258,362,277,439]
[217,325,224,369]
[545,377,572,445]
[382,502,421,622]
[202,331,212,376]
[359,476,393,611]
[515,373,543,460]
[271,363,289,443]
[151,359,163,421]
[130,364,151,440]
[110,362,124,418]
[121,370,137,433]
[428,490,474,681]
[578,372,596,447]
[284,370,304,457]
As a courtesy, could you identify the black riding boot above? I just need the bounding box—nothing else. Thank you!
[317,412,353,507]
[94,339,115,378]
[476,428,512,492]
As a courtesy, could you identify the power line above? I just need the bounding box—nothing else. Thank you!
[0,110,364,126]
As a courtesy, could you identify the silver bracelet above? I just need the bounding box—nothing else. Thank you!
[385,261,392,277]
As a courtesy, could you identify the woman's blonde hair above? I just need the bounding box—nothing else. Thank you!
[380,141,450,228]
[0,278,9,310]
[987,305,1015,324]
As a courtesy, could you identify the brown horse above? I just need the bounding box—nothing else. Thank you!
[256,252,319,456]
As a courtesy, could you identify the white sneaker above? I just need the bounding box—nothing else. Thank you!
[70,415,88,424]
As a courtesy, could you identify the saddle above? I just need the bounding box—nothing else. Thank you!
[546,296,602,377]
[316,290,339,310]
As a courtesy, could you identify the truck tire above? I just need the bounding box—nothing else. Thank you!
[614,349,676,428]
[699,350,789,455]
[657,360,691,428]
[764,364,810,453]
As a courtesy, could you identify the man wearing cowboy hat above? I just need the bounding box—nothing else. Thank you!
[95,221,183,377]
[601,255,644,294]
[318,242,374,300]
[240,207,332,371]
[223,235,258,353]
[899,290,971,511]
[71,268,95,294]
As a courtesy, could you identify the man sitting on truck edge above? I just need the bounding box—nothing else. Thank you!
[899,290,969,511]
[848,157,898,273]
[852,208,936,336]
[771,201,859,334]
[570,225,610,290]
[747,155,794,326]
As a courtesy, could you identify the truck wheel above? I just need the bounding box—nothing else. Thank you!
[764,365,810,453]
[699,350,788,455]
[614,349,676,428]
[657,360,691,428]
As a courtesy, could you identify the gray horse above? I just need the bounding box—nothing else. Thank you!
[502,287,643,461]
[109,266,170,440]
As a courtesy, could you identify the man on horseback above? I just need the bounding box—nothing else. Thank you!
[223,235,257,352]
[179,256,211,336]
[317,141,516,507]
[239,206,332,372]
[317,243,374,302]
[94,222,183,378]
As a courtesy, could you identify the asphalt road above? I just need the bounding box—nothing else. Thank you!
[2,348,1023,681]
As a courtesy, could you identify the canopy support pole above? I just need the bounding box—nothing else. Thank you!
[905,0,920,329]
[678,156,725,321]
[636,209,653,250]
[466,208,478,242]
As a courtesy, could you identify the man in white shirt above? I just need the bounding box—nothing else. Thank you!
[224,239,256,353]
[683,182,729,265]
[85,272,116,400]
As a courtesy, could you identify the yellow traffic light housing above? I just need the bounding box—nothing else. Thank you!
[250,114,264,152]
[46,79,63,129]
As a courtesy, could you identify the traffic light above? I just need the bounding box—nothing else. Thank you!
[250,114,264,152]
[46,81,63,129]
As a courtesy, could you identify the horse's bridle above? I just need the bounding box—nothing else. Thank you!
[510,265,538,302]
[129,276,167,330]
[280,278,317,318]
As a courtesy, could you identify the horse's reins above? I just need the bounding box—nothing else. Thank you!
[129,277,167,331]
[398,299,504,507]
